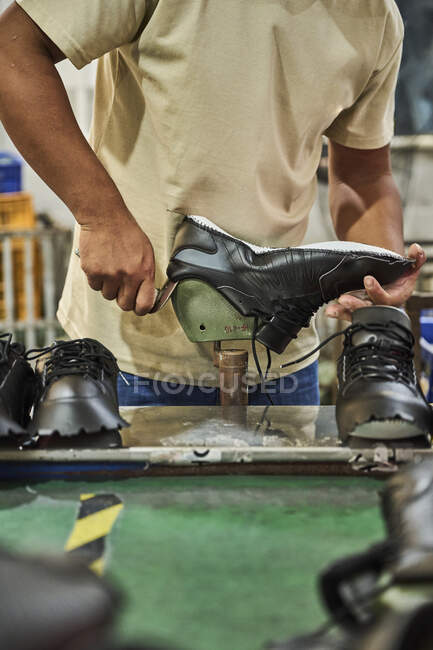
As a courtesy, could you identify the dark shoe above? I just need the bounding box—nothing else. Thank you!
[167,216,414,354]
[0,332,36,436]
[319,462,433,636]
[319,540,394,631]
[0,547,118,650]
[353,603,433,650]
[28,338,129,437]
[381,460,433,584]
[335,306,432,441]
[266,604,433,650]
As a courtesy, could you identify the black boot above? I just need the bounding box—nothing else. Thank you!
[0,547,118,650]
[0,332,36,437]
[266,604,433,650]
[27,338,129,437]
[335,306,432,442]
[167,216,414,355]
[381,460,433,583]
[353,603,433,650]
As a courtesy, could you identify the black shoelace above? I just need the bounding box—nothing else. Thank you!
[281,319,414,388]
[251,296,323,406]
[252,317,274,406]
[26,339,117,385]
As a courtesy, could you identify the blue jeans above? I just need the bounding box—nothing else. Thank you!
[117,360,319,406]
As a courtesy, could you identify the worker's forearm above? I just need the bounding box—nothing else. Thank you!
[0,45,126,224]
[329,174,404,255]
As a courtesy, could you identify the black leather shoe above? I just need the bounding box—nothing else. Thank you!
[319,540,394,631]
[0,332,36,436]
[381,460,433,584]
[353,603,433,650]
[0,547,118,650]
[28,338,129,437]
[167,216,414,354]
[335,306,432,442]
[266,604,433,650]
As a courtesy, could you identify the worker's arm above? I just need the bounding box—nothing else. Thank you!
[325,140,425,321]
[0,3,155,315]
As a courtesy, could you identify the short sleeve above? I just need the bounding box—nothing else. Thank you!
[16,0,148,69]
[324,4,404,149]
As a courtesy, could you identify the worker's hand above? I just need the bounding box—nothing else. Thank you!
[78,212,157,316]
[325,243,426,322]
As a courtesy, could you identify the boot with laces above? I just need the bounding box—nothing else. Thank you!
[335,306,432,441]
[166,216,414,355]
[381,459,433,585]
[0,332,36,436]
[0,546,119,650]
[27,338,128,437]
[266,602,433,650]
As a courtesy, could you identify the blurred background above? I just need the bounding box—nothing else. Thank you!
[0,0,432,401]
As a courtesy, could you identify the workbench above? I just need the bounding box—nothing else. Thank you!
[0,406,430,650]
[0,405,430,479]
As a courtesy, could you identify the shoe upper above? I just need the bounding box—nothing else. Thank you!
[0,333,36,434]
[29,338,128,436]
[167,216,414,354]
[336,307,432,438]
[381,460,433,581]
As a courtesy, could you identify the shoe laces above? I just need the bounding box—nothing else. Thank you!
[252,296,322,406]
[26,338,118,385]
[276,294,323,330]
[252,317,274,406]
[281,319,415,387]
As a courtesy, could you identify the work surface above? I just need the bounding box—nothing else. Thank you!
[0,406,424,649]
[0,475,385,650]
[0,405,431,479]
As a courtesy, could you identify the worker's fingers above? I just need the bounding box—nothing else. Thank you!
[87,276,103,292]
[363,275,393,305]
[101,279,120,301]
[325,303,355,322]
[407,242,426,272]
[337,294,373,310]
[116,278,141,312]
[134,281,158,316]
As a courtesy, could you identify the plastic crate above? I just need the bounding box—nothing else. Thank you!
[0,152,22,193]
[0,192,35,230]
[0,193,42,321]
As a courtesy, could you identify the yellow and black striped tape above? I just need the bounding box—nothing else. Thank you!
[65,493,123,575]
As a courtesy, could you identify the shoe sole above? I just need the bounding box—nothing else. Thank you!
[346,418,430,440]
[29,397,129,437]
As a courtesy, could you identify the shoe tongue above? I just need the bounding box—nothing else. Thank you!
[351,306,411,346]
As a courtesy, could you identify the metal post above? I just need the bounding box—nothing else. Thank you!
[218,349,248,406]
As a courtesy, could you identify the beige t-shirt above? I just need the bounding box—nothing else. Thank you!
[18,0,403,386]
